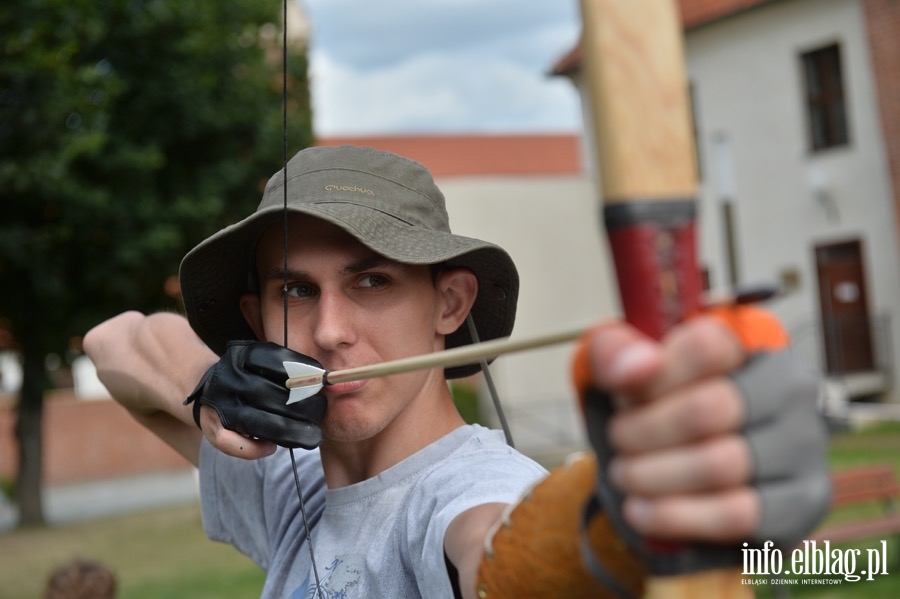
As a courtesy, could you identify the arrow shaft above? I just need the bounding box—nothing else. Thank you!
[285,326,587,390]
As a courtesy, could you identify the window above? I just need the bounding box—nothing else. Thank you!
[801,44,849,151]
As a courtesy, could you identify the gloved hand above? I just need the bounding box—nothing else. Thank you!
[184,340,327,450]
[574,305,831,583]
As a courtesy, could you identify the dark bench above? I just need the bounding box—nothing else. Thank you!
[808,465,900,544]
[770,466,900,597]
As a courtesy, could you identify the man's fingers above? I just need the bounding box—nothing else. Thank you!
[610,436,752,496]
[608,378,746,453]
[589,317,745,402]
[585,322,664,393]
[210,428,277,460]
[647,317,746,398]
[199,405,277,459]
[622,487,760,542]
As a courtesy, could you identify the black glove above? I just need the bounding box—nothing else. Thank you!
[184,340,327,450]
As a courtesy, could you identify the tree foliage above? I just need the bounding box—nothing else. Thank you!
[0,0,313,525]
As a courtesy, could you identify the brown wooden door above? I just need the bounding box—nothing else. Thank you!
[815,240,875,373]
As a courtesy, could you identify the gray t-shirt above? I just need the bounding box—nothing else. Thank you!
[200,424,548,599]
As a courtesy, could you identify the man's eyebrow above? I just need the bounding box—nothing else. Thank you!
[260,257,398,281]
[341,256,398,275]
[260,267,310,282]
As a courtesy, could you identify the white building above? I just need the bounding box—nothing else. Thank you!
[553,0,900,412]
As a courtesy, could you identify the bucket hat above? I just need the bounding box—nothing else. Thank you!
[179,145,519,379]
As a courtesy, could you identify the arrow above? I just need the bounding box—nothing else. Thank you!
[282,285,779,405]
[283,325,588,405]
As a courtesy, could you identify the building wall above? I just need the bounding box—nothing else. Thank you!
[0,392,192,487]
[683,0,900,396]
[440,174,619,456]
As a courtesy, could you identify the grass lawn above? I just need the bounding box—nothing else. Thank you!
[1,421,899,598]
[0,503,265,599]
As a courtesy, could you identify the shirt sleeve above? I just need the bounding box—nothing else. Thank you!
[409,437,548,598]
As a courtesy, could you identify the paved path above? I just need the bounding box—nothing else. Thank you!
[0,469,199,532]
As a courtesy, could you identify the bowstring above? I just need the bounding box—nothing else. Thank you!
[281,2,322,595]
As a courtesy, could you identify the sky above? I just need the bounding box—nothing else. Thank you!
[300,0,583,136]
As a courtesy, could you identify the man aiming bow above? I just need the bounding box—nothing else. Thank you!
[84,144,829,598]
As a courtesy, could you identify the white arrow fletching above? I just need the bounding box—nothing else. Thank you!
[283,360,326,405]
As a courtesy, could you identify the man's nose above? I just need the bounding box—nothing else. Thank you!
[310,289,356,351]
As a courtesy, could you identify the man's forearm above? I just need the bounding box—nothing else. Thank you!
[131,409,204,465]
[84,311,217,464]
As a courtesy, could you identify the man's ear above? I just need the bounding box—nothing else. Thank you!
[239,293,266,341]
[435,268,478,336]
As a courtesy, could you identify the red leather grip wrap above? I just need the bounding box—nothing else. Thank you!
[604,200,703,341]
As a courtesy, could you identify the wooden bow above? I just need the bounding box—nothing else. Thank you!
[578,1,751,597]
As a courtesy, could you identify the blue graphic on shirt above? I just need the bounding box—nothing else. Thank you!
[290,554,364,599]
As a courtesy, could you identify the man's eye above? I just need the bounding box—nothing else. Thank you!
[285,283,316,298]
[358,274,388,289]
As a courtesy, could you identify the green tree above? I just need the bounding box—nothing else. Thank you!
[0,0,313,526]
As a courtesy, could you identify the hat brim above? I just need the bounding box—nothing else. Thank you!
[179,202,519,379]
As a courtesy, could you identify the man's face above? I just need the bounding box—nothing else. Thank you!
[242,215,453,444]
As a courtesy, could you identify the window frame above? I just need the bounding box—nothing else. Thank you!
[801,43,850,152]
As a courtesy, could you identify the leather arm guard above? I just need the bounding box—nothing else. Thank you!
[476,452,645,599]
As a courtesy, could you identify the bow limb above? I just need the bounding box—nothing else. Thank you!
[577,1,751,597]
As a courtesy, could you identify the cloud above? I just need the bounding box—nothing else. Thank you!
[301,0,582,135]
